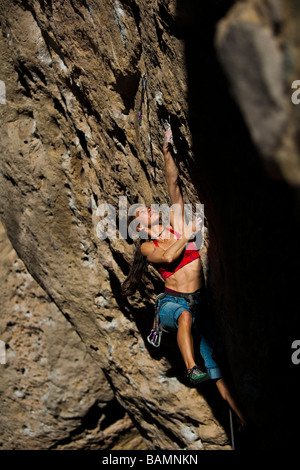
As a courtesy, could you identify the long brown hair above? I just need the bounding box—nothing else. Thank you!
[121,239,148,296]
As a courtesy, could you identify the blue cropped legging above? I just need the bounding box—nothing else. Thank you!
[156,290,222,380]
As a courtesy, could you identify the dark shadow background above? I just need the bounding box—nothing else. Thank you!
[171,0,300,450]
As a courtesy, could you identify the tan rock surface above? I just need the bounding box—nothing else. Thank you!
[0,0,230,450]
[0,0,300,450]
[0,221,145,449]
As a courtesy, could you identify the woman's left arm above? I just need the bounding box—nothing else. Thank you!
[163,129,184,230]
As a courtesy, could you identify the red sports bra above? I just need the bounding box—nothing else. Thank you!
[152,227,200,280]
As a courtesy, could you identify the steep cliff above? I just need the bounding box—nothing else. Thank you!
[0,221,145,449]
[0,0,300,450]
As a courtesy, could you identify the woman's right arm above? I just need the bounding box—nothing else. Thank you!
[141,219,200,265]
[141,235,189,265]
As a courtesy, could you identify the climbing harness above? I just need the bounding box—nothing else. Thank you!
[163,288,201,316]
[147,292,166,347]
[138,74,147,126]
[147,290,201,348]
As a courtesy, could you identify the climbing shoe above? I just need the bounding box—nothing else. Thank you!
[185,366,208,385]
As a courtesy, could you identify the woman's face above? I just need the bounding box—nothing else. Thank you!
[135,205,160,229]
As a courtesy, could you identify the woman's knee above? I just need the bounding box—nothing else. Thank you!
[178,310,193,328]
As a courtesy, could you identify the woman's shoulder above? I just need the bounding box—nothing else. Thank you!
[140,240,155,254]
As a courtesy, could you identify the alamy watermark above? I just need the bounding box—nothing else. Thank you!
[291,340,300,365]
[0,340,6,365]
[291,80,300,105]
[94,196,205,249]
[0,80,6,105]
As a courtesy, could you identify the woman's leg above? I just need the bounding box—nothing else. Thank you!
[196,324,246,424]
[215,378,247,426]
[177,310,208,384]
[177,310,196,370]
[158,299,207,383]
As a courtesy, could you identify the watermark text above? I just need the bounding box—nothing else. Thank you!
[0,80,5,105]
[291,80,300,105]
[291,340,300,365]
[0,340,6,364]
[94,197,204,249]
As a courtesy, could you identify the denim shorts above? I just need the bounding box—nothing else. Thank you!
[157,291,222,380]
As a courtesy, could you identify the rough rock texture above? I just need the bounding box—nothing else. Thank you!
[0,221,146,450]
[0,0,300,450]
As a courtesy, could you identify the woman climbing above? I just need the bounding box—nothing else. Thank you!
[121,128,246,427]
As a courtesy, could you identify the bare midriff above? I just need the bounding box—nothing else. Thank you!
[153,229,203,293]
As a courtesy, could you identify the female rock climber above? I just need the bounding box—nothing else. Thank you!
[121,128,246,427]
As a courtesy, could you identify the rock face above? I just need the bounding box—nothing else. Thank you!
[0,0,300,450]
[0,221,145,450]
